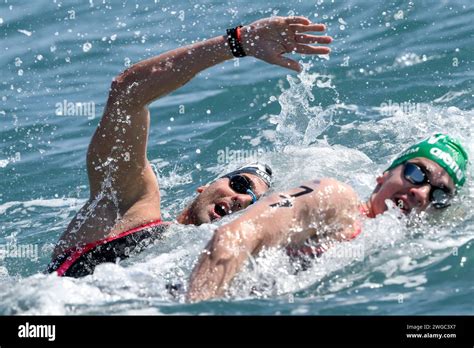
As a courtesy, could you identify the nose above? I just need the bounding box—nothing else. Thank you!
[231,194,254,211]
[408,184,431,209]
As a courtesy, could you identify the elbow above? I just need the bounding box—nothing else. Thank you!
[186,229,237,303]
[110,68,131,91]
[186,224,263,302]
[207,227,239,262]
[108,68,143,106]
[201,226,260,274]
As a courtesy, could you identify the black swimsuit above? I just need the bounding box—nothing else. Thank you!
[47,220,168,278]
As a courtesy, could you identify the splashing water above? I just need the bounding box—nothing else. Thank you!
[269,62,340,148]
[1,0,473,315]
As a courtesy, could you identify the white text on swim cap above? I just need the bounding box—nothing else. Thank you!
[430,147,463,181]
[427,134,446,145]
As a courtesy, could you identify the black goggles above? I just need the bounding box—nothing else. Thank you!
[223,174,258,204]
[403,162,453,209]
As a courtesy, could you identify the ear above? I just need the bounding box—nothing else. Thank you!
[376,171,390,185]
[196,186,207,193]
[376,175,384,185]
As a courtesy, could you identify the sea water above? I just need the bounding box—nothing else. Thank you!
[0,0,472,314]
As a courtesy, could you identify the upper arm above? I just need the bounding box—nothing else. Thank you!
[186,179,358,302]
[311,179,359,241]
[86,78,160,209]
[215,180,324,252]
[216,179,359,253]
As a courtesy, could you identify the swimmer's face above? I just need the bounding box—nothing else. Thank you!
[184,174,269,225]
[369,157,455,216]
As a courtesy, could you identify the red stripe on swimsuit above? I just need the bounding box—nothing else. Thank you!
[47,219,168,278]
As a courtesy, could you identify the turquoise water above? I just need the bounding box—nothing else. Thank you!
[0,0,473,314]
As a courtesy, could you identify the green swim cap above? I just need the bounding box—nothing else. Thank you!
[386,133,469,187]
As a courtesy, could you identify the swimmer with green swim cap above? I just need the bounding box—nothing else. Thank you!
[41,9,467,299]
[188,132,469,301]
[386,133,468,187]
[364,133,468,216]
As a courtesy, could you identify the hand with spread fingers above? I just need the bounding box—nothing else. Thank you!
[51,14,333,280]
[240,16,332,72]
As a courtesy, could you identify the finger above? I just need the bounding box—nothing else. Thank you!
[285,16,311,25]
[270,55,301,72]
[293,44,331,55]
[290,23,326,32]
[295,34,332,44]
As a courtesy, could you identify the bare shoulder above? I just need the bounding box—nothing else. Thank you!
[311,178,359,241]
[310,178,359,216]
[291,178,358,207]
[317,178,358,202]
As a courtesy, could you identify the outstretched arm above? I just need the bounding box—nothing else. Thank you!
[187,179,359,302]
[87,16,332,212]
[87,35,233,210]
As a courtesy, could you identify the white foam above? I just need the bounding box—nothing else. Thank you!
[351,52,442,77]
[0,198,85,215]
[0,159,9,168]
[433,90,470,104]
[17,29,32,36]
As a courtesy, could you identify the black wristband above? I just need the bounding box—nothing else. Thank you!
[226,25,246,57]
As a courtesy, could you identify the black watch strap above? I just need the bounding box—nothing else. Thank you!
[226,25,246,57]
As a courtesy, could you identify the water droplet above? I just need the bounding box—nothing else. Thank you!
[14,57,22,67]
[82,42,92,52]
[110,34,117,41]
[124,57,131,67]
[17,69,23,76]
[36,54,43,61]
[18,29,32,36]
[338,18,347,25]
[196,149,201,154]
[394,10,404,20]
[206,109,211,114]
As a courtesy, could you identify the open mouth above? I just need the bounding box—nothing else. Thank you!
[393,197,409,214]
[212,202,231,220]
